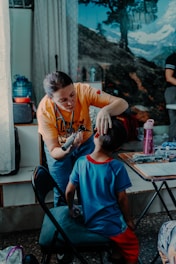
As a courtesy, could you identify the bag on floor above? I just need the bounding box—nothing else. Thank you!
[23,254,39,264]
[0,245,24,264]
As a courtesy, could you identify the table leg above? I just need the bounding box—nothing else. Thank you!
[135,181,170,228]
[150,181,176,264]
[135,181,176,263]
[135,189,160,228]
[164,181,176,207]
[152,181,174,219]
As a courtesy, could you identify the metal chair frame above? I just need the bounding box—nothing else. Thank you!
[32,165,112,264]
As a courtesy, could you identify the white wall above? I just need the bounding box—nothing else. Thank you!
[9,8,33,82]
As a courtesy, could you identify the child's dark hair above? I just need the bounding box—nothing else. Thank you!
[99,117,127,152]
[43,71,73,98]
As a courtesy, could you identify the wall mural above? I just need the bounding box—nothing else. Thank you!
[78,0,176,126]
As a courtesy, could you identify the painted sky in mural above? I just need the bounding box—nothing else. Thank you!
[79,0,176,66]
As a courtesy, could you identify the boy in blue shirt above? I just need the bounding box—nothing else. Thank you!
[66,118,139,264]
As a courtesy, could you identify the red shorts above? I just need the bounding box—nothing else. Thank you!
[109,227,139,263]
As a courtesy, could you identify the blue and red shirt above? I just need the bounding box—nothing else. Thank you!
[69,155,132,237]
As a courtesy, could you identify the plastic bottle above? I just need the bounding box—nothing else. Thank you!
[12,74,32,98]
[143,119,154,154]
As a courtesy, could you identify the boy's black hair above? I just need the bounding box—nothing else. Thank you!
[99,117,127,152]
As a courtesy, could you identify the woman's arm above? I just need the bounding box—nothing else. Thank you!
[44,137,70,159]
[44,131,83,160]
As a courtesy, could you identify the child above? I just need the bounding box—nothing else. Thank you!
[66,117,139,264]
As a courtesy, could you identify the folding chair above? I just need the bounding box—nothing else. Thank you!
[31,165,111,264]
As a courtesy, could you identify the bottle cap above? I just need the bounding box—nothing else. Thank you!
[144,119,154,129]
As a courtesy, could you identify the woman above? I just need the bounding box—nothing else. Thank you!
[37,71,128,206]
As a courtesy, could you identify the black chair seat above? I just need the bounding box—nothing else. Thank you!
[39,205,110,251]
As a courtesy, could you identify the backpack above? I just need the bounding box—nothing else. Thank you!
[0,245,24,264]
[0,246,39,264]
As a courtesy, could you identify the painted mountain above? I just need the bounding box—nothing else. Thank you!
[78,0,176,126]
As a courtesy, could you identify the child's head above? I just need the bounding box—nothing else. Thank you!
[97,117,127,152]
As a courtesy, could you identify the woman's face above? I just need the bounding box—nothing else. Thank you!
[52,84,76,112]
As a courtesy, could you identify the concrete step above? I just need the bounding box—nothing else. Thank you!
[1,162,176,233]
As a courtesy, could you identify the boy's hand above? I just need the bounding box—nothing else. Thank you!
[69,205,81,218]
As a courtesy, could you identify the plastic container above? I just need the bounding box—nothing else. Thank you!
[12,75,32,99]
[14,97,31,103]
[143,119,154,154]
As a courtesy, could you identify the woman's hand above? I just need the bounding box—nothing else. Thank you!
[73,131,83,148]
[95,96,128,135]
[62,131,83,151]
[95,108,112,135]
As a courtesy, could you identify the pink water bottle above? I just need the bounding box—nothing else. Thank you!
[143,119,154,154]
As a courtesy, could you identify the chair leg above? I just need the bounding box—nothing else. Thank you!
[150,252,160,264]
[99,249,114,264]
[138,257,143,264]
[72,250,88,264]
[40,253,52,264]
[99,251,104,264]
[40,253,46,264]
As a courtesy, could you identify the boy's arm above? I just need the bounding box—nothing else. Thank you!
[65,182,80,218]
[116,190,135,230]
[65,182,76,209]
